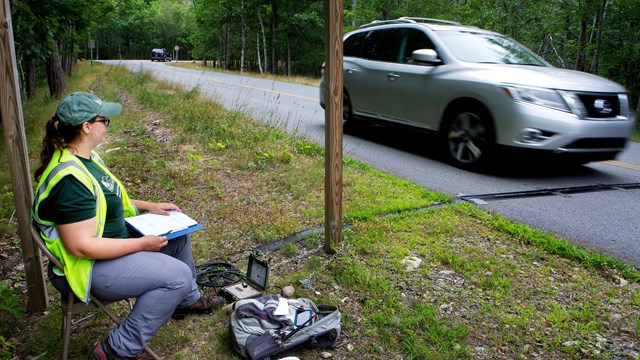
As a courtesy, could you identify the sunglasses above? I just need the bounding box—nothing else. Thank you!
[90,118,110,127]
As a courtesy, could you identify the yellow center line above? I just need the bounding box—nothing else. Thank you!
[160,65,317,102]
[602,160,640,171]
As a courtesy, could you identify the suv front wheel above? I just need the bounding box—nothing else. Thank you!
[442,105,494,170]
[343,91,353,125]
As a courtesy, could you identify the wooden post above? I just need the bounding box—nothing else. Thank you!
[0,0,48,311]
[323,0,343,253]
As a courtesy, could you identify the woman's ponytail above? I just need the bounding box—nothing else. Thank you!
[34,116,81,181]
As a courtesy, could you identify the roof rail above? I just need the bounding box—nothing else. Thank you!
[398,17,462,26]
[358,18,415,29]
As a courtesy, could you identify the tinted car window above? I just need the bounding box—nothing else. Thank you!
[362,29,402,62]
[400,28,436,63]
[344,32,367,57]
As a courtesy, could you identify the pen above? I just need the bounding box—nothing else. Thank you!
[159,226,188,237]
[282,313,317,341]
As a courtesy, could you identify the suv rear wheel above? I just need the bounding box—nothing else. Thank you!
[442,105,494,170]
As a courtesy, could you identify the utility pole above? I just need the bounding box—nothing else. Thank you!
[0,0,48,311]
[323,0,343,253]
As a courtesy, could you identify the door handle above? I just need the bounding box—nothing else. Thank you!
[346,68,356,74]
[387,73,400,80]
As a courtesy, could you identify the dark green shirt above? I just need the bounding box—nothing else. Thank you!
[38,155,130,238]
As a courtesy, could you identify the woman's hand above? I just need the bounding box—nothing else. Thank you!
[140,235,169,251]
[148,202,181,215]
[131,200,181,216]
[58,218,169,259]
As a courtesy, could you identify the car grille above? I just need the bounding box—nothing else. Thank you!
[564,138,627,150]
[575,94,620,118]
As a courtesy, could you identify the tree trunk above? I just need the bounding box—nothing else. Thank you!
[257,31,263,74]
[27,57,36,100]
[271,0,279,74]
[575,17,587,71]
[257,7,268,73]
[590,0,608,74]
[63,27,74,77]
[225,23,232,70]
[95,29,99,60]
[287,36,291,76]
[285,0,291,76]
[241,0,246,73]
[45,38,66,97]
[351,0,356,28]
[62,37,73,78]
[560,2,571,68]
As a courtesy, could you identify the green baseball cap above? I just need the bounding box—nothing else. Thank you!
[56,92,122,126]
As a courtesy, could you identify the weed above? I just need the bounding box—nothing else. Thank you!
[208,141,227,151]
[632,289,640,306]
[398,304,470,359]
[0,282,25,317]
[253,151,273,168]
[0,335,15,358]
[280,243,297,257]
[295,140,323,156]
[279,149,294,164]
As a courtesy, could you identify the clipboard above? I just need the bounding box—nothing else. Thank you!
[125,211,204,240]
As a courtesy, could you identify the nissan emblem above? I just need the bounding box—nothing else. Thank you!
[593,99,613,114]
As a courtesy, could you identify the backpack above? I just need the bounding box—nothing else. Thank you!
[229,295,341,360]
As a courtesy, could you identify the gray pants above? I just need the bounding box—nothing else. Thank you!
[90,234,201,357]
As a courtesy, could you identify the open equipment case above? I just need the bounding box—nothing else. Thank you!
[221,254,269,301]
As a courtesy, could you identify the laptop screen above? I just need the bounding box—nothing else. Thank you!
[247,255,269,290]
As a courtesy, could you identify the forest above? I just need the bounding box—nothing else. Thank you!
[9,0,640,114]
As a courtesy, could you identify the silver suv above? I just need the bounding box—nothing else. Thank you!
[319,17,636,170]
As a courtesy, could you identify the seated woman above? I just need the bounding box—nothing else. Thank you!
[32,92,224,359]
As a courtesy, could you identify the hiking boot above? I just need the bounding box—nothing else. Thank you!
[92,339,139,360]
[172,295,226,319]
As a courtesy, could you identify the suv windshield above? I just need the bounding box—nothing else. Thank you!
[438,31,546,66]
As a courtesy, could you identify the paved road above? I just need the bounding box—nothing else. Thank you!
[106,60,640,267]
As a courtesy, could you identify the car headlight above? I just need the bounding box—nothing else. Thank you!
[501,86,570,112]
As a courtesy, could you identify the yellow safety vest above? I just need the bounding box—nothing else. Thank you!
[32,148,137,303]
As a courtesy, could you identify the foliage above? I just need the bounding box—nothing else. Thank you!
[0,281,25,318]
[0,282,25,358]
[10,0,640,109]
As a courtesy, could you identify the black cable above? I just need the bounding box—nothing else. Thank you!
[196,261,246,290]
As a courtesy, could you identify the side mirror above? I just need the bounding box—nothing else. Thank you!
[411,49,442,65]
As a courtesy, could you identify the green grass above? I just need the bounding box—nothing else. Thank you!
[1,62,639,359]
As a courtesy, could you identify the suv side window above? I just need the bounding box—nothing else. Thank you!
[400,28,437,64]
[362,28,402,62]
[344,32,367,57]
